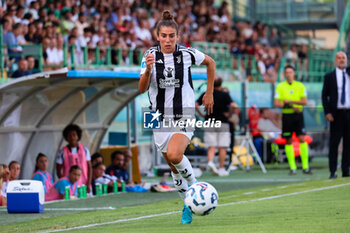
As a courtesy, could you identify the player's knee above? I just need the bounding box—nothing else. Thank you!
[167,150,182,164]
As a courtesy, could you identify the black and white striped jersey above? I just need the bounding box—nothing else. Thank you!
[140,44,205,119]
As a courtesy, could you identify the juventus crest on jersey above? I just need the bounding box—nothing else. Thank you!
[140,44,205,119]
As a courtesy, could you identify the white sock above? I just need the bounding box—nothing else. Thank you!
[171,172,188,200]
[172,155,197,185]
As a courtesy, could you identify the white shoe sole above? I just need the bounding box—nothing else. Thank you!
[207,163,219,175]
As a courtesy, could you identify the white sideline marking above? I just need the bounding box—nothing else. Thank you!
[242,192,256,195]
[42,183,350,233]
[43,211,180,232]
[46,207,116,211]
[220,183,350,207]
[0,207,116,212]
[144,178,304,183]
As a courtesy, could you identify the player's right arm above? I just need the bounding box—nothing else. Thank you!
[139,53,155,93]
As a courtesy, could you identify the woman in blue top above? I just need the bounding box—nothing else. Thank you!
[32,153,54,194]
[46,165,81,201]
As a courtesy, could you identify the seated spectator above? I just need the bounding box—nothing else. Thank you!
[92,162,118,194]
[32,153,54,194]
[25,23,38,43]
[298,44,308,80]
[17,23,27,45]
[268,28,281,48]
[3,22,23,62]
[56,124,92,193]
[26,55,37,74]
[257,54,267,80]
[55,36,64,66]
[1,161,20,206]
[28,1,39,20]
[60,10,75,36]
[257,108,282,163]
[0,164,9,206]
[75,13,89,36]
[120,150,147,191]
[46,37,62,66]
[106,150,129,183]
[33,21,43,44]
[122,150,132,171]
[67,35,83,65]
[11,58,32,78]
[77,27,92,48]
[46,165,81,201]
[248,105,264,159]
[258,108,281,138]
[134,19,152,48]
[284,44,298,66]
[91,152,104,167]
[264,56,277,83]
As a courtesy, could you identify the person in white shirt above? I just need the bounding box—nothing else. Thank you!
[0,164,9,206]
[258,108,281,139]
[46,37,62,65]
[134,19,152,47]
[92,163,118,195]
[1,161,20,206]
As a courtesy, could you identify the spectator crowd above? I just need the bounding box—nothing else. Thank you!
[0,0,309,81]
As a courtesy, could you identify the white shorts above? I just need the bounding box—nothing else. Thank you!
[204,123,231,148]
[153,131,194,153]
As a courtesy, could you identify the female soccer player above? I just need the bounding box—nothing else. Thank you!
[46,165,81,201]
[139,10,215,224]
[32,153,54,194]
[56,124,92,193]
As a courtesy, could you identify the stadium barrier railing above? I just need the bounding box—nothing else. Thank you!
[0,42,335,83]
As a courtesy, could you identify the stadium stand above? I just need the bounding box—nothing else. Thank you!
[0,0,342,82]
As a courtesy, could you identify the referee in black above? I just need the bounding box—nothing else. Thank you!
[322,51,350,179]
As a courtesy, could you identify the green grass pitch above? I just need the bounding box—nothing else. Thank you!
[1,157,350,233]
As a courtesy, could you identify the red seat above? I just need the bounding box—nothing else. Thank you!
[273,133,313,156]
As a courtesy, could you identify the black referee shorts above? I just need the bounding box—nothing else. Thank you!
[282,113,306,138]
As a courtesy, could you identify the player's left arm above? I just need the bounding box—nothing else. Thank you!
[200,55,216,115]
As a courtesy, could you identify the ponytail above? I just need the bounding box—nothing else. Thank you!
[156,10,178,35]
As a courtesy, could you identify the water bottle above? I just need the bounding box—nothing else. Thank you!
[113,181,118,193]
[64,186,70,200]
[77,186,83,198]
[95,183,102,196]
[121,180,126,192]
[82,185,87,198]
[103,184,108,194]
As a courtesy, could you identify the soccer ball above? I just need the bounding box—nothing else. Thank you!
[184,182,218,216]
